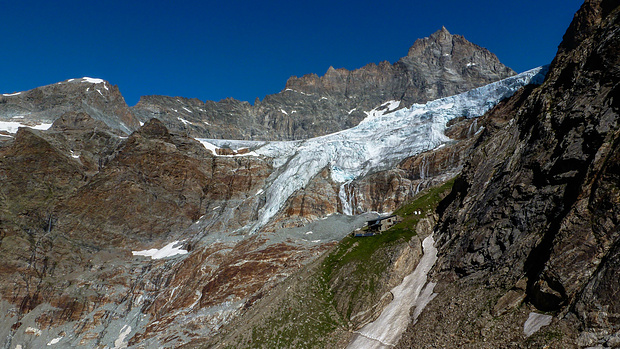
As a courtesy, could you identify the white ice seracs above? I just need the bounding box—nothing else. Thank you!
[252,67,545,231]
[197,67,546,233]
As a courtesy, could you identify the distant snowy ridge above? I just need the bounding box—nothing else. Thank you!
[200,67,547,232]
[1,77,107,96]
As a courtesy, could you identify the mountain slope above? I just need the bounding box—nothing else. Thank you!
[186,1,620,348]
[0,72,539,349]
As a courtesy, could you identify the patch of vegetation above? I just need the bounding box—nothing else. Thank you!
[524,328,565,347]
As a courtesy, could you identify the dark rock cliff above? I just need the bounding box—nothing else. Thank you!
[396,0,620,346]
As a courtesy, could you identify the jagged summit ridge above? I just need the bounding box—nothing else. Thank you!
[2,29,514,142]
[1,29,515,142]
[131,28,516,141]
[406,25,453,56]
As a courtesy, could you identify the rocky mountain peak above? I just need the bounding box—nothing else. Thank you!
[431,25,452,42]
[131,29,515,141]
[0,77,141,135]
[406,26,455,57]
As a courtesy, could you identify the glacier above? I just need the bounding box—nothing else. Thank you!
[198,66,547,233]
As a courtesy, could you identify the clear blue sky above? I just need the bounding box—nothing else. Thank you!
[1,0,583,106]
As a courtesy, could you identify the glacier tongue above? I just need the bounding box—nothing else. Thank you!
[200,67,547,233]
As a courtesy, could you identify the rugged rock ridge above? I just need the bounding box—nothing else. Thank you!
[398,26,515,102]
[0,117,291,348]
[131,27,515,140]
[0,30,513,142]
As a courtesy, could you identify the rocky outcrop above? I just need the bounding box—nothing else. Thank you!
[132,28,515,140]
[397,26,515,104]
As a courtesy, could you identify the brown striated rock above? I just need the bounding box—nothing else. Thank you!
[0,119,278,348]
[54,119,272,246]
[0,128,90,314]
[268,168,342,230]
[49,111,111,132]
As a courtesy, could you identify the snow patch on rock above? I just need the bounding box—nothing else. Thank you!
[0,121,53,134]
[132,240,188,259]
[25,326,42,336]
[47,336,63,345]
[114,325,132,348]
[82,77,105,84]
[524,312,553,337]
[196,139,259,157]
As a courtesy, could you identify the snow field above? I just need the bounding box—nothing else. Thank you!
[0,121,53,134]
[347,234,438,348]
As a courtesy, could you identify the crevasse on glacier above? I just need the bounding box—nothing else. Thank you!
[198,66,547,233]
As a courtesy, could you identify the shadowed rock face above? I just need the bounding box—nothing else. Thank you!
[131,28,515,141]
[394,0,620,347]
